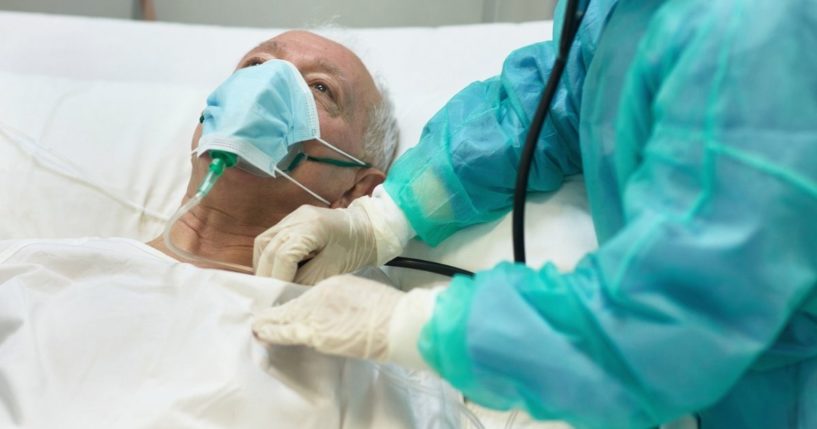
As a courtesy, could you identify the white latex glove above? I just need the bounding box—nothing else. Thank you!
[254,186,414,285]
[253,274,438,371]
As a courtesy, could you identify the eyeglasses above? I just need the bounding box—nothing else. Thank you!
[282,151,371,173]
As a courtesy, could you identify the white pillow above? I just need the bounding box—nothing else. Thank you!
[386,177,598,290]
[0,71,203,240]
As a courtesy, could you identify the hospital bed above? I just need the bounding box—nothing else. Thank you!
[0,10,602,429]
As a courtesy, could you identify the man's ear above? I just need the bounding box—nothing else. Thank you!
[331,168,386,208]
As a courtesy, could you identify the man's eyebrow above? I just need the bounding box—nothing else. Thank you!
[310,58,347,82]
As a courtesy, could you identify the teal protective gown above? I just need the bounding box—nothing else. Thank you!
[383,0,817,427]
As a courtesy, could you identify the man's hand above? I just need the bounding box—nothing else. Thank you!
[253,274,437,369]
[253,193,411,285]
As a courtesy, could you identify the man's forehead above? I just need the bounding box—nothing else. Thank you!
[251,40,355,87]
[251,34,354,67]
[252,39,285,57]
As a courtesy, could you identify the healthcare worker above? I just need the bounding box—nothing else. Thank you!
[252,0,817,427]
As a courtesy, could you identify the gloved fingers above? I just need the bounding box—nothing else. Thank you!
[253,228,279,269]
[252,306,313,345]
[293,249,342,285]
[255,233,323,282]
[253,205,327,276]
[254,234,295,280]
[253,226,288,275]
[251,276,407,360]
[253,322,313,346]
[255,250,299,282]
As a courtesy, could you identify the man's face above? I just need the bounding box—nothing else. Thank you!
[189,31,381,216]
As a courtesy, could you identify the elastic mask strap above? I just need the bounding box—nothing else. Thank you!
[274,167,331,206]
[315,138,369,167]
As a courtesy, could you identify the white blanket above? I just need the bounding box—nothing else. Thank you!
[0,238,462,429]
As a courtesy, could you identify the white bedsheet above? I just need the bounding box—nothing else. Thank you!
[0,237,462,429]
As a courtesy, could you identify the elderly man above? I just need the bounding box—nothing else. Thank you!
[149,30,399,270]
[0,31,463,429]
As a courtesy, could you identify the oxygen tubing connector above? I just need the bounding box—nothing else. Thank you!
[197,150,237,196]
[162,150,253,273]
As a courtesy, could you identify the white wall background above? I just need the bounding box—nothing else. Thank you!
[0,0,555,27]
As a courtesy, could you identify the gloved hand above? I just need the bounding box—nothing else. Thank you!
[252,274,437,370]
[253,187,414,284]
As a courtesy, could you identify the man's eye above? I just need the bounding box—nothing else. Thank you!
[312,82,329,94]
[245,58,264,67]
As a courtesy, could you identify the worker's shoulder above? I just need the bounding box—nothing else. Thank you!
[655,0,813,33]
[640,0,813,62]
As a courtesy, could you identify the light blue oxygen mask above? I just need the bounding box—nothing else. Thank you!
[162,59,368,272]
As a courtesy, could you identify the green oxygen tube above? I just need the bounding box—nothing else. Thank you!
[162,150,254,273]
[197,150,237,196]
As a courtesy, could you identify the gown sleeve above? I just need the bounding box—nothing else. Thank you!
[383,0,613,245]
[417,1,817,427]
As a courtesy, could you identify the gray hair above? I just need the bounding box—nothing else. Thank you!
[362,80,400,172]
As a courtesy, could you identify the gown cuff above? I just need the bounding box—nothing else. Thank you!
[385,287,440,371]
